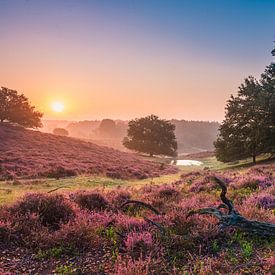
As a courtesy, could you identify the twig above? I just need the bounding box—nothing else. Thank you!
[120,200,160,215]
[47,185,70,193]
[143,217,166,234]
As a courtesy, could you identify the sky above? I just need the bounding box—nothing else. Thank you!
[0,0,275,122]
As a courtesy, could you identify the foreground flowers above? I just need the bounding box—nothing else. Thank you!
[0,164,274,274]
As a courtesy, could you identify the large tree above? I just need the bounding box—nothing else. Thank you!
[98,119,118,138]
[123,115,177,157]
[0,87,42,128]
[214,46,275,163]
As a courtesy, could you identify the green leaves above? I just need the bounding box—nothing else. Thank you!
[123,114,177,157]
[0,87,43,128]
[215,48,275,163]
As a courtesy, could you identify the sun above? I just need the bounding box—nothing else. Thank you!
[51,101,64,113]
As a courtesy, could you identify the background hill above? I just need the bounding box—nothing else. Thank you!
[42,119,219,154]
[0,124,177,180]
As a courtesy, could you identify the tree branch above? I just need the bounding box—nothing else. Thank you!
[119,200,161,215]
[188,177,275,236]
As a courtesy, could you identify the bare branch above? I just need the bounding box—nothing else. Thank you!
[187,207,223,220]
[213,176,234,214]
[47,185,70,193]
[119,200,160,215]
[188,176,275,236]
[143,217,166,234]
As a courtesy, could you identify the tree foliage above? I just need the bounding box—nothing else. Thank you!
[53,128,69,136]
[214,47,275,163]
[123,115,177,156]
[0,87,42,128]
[98,119,118,138]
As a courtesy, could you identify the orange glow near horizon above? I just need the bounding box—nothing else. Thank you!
[1,1,273,122]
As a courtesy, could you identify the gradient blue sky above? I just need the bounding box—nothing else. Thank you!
[0,0,274,121]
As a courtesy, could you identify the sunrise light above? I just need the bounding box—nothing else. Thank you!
[51,101,64,113]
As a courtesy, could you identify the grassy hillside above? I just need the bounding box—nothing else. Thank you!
[0,124,177,180]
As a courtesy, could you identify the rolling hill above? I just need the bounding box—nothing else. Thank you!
[0,124,177,180]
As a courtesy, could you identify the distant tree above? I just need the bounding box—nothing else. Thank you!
[53,128,69,136]
[0,87,42,128]
[123,115,177,157]
[215,45,275,163]
[98,119,118,138]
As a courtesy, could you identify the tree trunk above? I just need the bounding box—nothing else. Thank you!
[252,154,256,164]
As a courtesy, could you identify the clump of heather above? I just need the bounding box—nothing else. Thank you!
[10,193,74,229]
[41,166,77,179]
[73,191,109,211]
[230,175,273,190]
[115,215,148,232]
[0,220,10,242]
[157,185,180,199]
[114,255,160,275]
[245,192,275,210]
[50,214,102,251]
[188,175,217,192]
[124,231,155,259]
[107,189,132,208]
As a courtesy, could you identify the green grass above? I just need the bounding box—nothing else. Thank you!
[0,172,184,205]
[0,155,273,206]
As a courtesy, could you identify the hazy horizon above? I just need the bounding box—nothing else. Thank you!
[1,0,275,122]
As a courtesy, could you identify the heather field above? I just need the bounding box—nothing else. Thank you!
[0,124,177,181]
[0,162,274,274]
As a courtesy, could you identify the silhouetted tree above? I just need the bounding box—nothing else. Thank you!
[0,87,42,128]
[53,128,69,136]
[123,115,177,157]
[215,45,275,163]
[98,119,118,138]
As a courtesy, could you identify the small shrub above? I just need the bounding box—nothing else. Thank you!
[124,231,153,259]
[109,190,131,208]
[114,255,156,275]
[43,166,77,179]
[52,215,102,251]
[157,185,180,199]
[10,193,74,229]
[0,221,9,242]
[74,191,109,211]
[246,193,275,210]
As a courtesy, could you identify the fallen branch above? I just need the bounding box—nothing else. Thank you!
[187,176,275,236]
[119,200,166,234]
[119,200,161,215]
[143,217,166,234]
[47,185,70,193]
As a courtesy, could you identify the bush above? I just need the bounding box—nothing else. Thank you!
[0,221,9,243]
[108,190,131,208]
[157,185,180,199]
[74,192,109,211]
[52,217,101,251]
[42,166,77,179]
[124,231,154,259]
[246,193,275,210]
[53,128,69,136]
[10,193,74,229]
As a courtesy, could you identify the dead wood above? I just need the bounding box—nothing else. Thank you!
[187,176,275,236]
